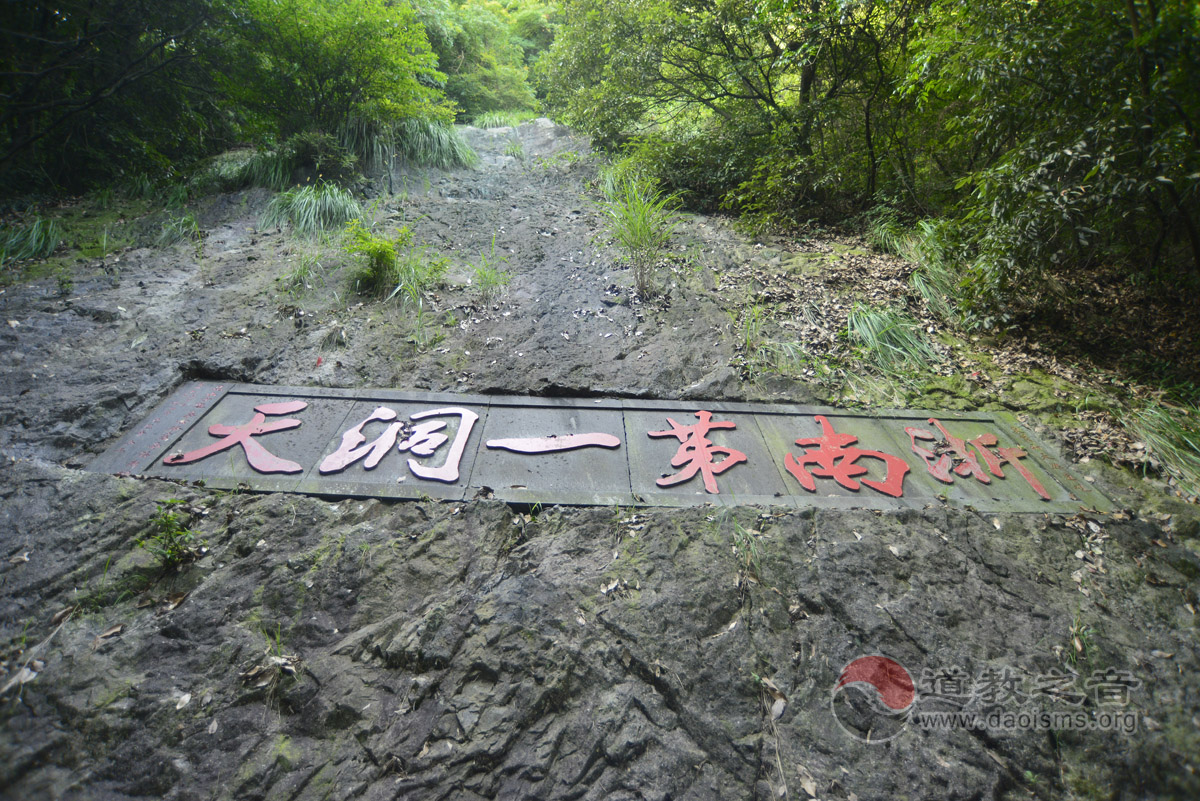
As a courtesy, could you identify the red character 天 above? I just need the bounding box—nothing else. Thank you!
[164,400,307,474]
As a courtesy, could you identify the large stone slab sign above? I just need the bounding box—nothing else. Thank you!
[90,382,1111,512]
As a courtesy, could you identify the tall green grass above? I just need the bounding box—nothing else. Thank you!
[238,150,296,191]
[262,184,361,235]
[846,304,942,374]
[340,116,394,174]
[395,118,478,169]
[471,110,537,129]
[865,206,909,256]
[1128,401,1200,497]
[0,217,62,266]
[157,212,202,254]
[597,175,680,297]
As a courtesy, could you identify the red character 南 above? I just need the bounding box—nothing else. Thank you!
[784,415,909,497]
[164,400,307,474]
[648,410,747,494]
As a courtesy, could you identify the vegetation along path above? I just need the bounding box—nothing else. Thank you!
[1,121,1199,800]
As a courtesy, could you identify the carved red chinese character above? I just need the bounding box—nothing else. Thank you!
[318,406,403,474]
[317,406,478,483]
[906,418,1050,500]
[648,410,747,494]
[486,433,621,453]
[397,407,479,483]
[784,415,909,497]
[164,400,307,474]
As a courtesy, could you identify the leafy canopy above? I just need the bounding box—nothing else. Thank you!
[222,0,453,139]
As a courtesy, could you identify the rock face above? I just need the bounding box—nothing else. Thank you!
[1,121,1199,800]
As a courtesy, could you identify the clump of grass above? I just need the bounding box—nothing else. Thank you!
[865,205,909,255]
[280,246,329,297]
[138,500,205,571]
[238,149,297,191]
[165,183,189,209]
[906,219,962,324]
[340,116,394,174]
[597,157,650,203]
[504,139,525,160]
[472,233,510,305]
[395,118,478,169]
[0,217,62,267]
[597,175,680,297]
[846,304,942,375]
[123,172,155,199]
[157,212,203,255]
[262,183,361,235]
[1128,401,1200,497]
[472,110,536,129]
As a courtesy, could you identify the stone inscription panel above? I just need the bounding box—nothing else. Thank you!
[90,383,1111,513]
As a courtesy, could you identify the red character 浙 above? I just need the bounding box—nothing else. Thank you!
[905,418,1050,500]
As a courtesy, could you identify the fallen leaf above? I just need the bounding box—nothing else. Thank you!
[50,606,76,625]
[8,551,29,564]
[760,677,786,701]
[796,765,818,797]
[1151,650,1175,659]
[166,592,188,611]
[0,666,39,695]
[771,697,786,721]
[176,692,192,710]
[207,719,218,735]
[100,624,123,639]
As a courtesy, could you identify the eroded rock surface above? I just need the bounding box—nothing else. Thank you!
[1,121,1198,800]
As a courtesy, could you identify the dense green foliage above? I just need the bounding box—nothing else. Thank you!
[1,0,554,196]
[542,0,1200,322]
[0,0,231,190]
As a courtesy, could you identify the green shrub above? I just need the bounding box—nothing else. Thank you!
[262,184,362,235]
[343,218,446,299]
